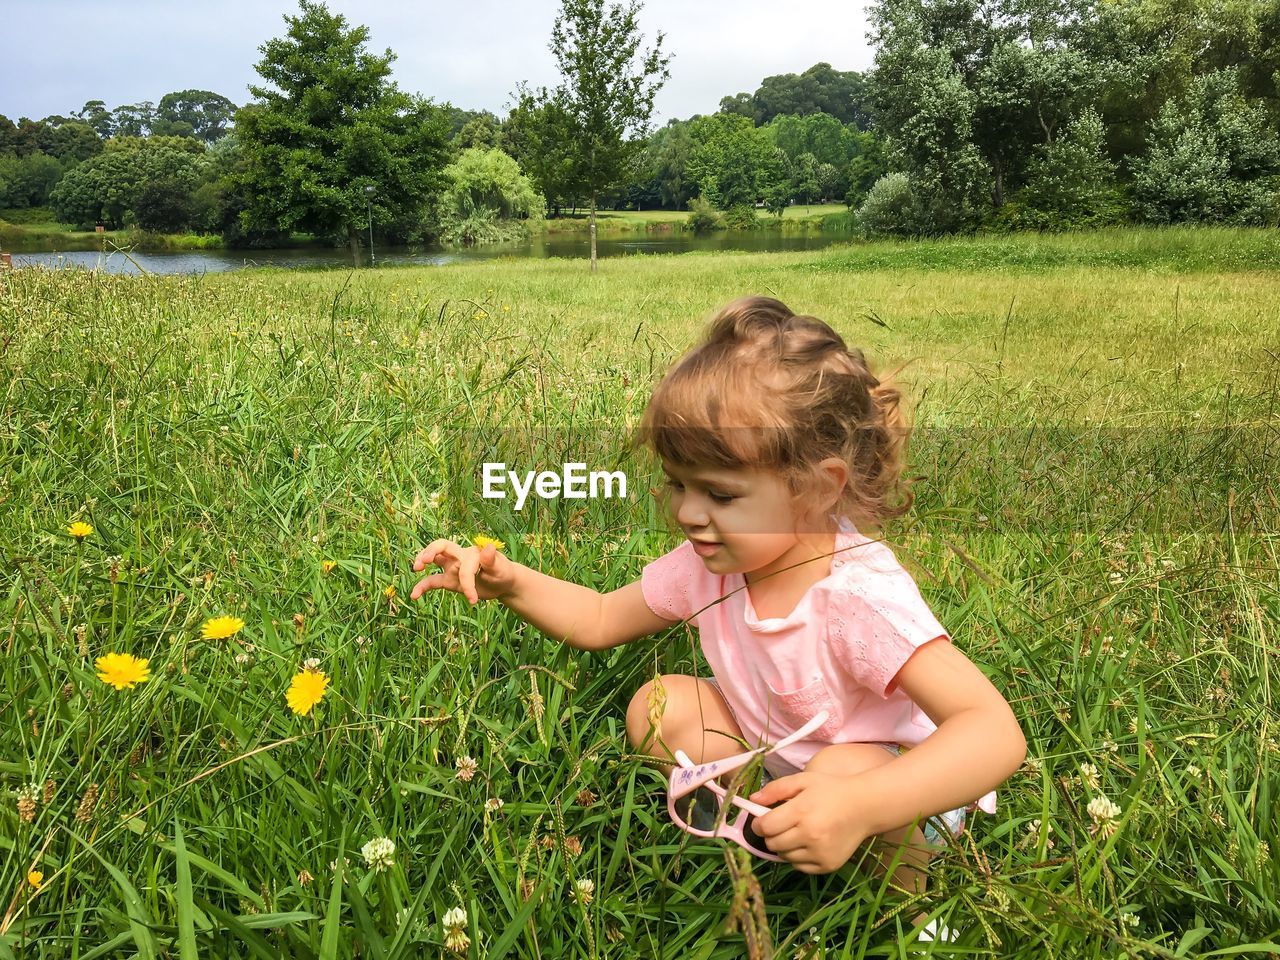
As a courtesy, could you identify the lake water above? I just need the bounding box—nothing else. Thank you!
[11,230,852,275]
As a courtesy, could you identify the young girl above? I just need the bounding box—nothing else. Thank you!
[410,296,1025,935]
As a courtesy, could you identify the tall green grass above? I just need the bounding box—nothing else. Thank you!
[1,229,1277,958]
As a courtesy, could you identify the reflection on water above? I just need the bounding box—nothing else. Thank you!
[12,230,851,275]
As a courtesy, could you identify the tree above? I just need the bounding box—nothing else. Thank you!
[74,100,115,139]
[0,152,64,208]
[1132,69,1280,224]
[764,112,862,168]
[687,113,787,211]
[134,176,198,232]
[110,102,155,138]
[502,85,583,216]
[233,0,451,257]
[721,64,873,127]
[435,148,544,243]
[791,152,820,205]
[49,142,204,229]
[816,161,843,201]
[544,0,671,271]
[455,113,501,150]
[867,0,1117,215]
[154,90,238,143]
[1016,108,1126,228]
[845,130,888,205]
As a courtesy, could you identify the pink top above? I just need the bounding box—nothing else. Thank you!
[641,517,997,815]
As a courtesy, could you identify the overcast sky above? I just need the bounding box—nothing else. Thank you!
[2,0,874,124]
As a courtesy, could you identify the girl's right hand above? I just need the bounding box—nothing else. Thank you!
[409,539,516,605]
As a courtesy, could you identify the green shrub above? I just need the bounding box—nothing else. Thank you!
[856,172,918,237]
[1014,110,1129,231]
[723,204,759,229]
[1132,70,1280,226]
[686,197,725,233]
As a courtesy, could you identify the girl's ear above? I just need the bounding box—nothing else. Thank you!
[793,458,849,528]
[814,457,849,509]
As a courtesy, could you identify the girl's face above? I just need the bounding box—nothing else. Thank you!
[661,460,823,581]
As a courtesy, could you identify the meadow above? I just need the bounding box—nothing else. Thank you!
[1,226,1278,958]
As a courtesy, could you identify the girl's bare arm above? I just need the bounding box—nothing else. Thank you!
[410,539,675,651]
[855,638,1027,835]
[501,569,674,651]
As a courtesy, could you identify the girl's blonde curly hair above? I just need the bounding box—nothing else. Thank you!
[634,296,915,532]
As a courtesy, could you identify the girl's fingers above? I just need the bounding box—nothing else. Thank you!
[789,858,824,875]
[477,543,498,570]
[761,825,806,854]
[459,554,481,604]
[413,539,457,571]
[409,573,450,601]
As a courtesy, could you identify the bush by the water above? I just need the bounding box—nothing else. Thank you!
[686,197,725,233]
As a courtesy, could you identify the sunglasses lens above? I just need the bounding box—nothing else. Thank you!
[742,813,770,853]
[672,785,721,831]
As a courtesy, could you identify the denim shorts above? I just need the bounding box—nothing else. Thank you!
[704,679,968,848]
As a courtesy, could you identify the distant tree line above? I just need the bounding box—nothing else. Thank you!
[1,0,1275,247]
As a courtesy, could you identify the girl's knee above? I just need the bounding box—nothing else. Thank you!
[805,741,898,777]
[625,673,690,749]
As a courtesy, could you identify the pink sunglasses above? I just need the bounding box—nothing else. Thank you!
[666,710,830,861]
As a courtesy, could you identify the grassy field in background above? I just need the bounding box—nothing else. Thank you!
[1,226,1277,958]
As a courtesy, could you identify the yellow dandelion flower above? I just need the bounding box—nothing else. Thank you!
[202,616,245,641]
[473,535,506,552]
[67,522,93,539]
[27,870,43,890]
[286,668,329,716]
[322,560,338,574]
[383,584,397,599]
[95,652,150,691]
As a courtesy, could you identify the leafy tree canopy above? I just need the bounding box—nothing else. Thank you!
[233,0,451,251]
[49,141,205,229]
[154,90,238,143]
[719,63,872,127]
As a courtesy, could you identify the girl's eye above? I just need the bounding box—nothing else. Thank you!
[665,481,737,504]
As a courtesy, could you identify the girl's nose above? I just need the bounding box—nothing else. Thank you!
[675,493,709,529]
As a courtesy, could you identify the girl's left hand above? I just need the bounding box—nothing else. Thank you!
[749,772,869,874]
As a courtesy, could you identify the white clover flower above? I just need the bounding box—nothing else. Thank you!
[302,657,321,671]
[442,906,469,954]
[574,877,595,904]
[1186,764,1202,779]
[1121,912,1139,928]
[484,797,504,814]
[1079,762,1100,790]
[361,836,395,872]
[455,756,478,782]
[1088,796,1120,822]
[1087,795,1122,838]
[1101,737,1118,754]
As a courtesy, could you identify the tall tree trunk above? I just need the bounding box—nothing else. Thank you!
[348,227,361,265]
[590,191,598,274]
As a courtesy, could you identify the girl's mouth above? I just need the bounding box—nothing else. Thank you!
[690,539,722,558]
